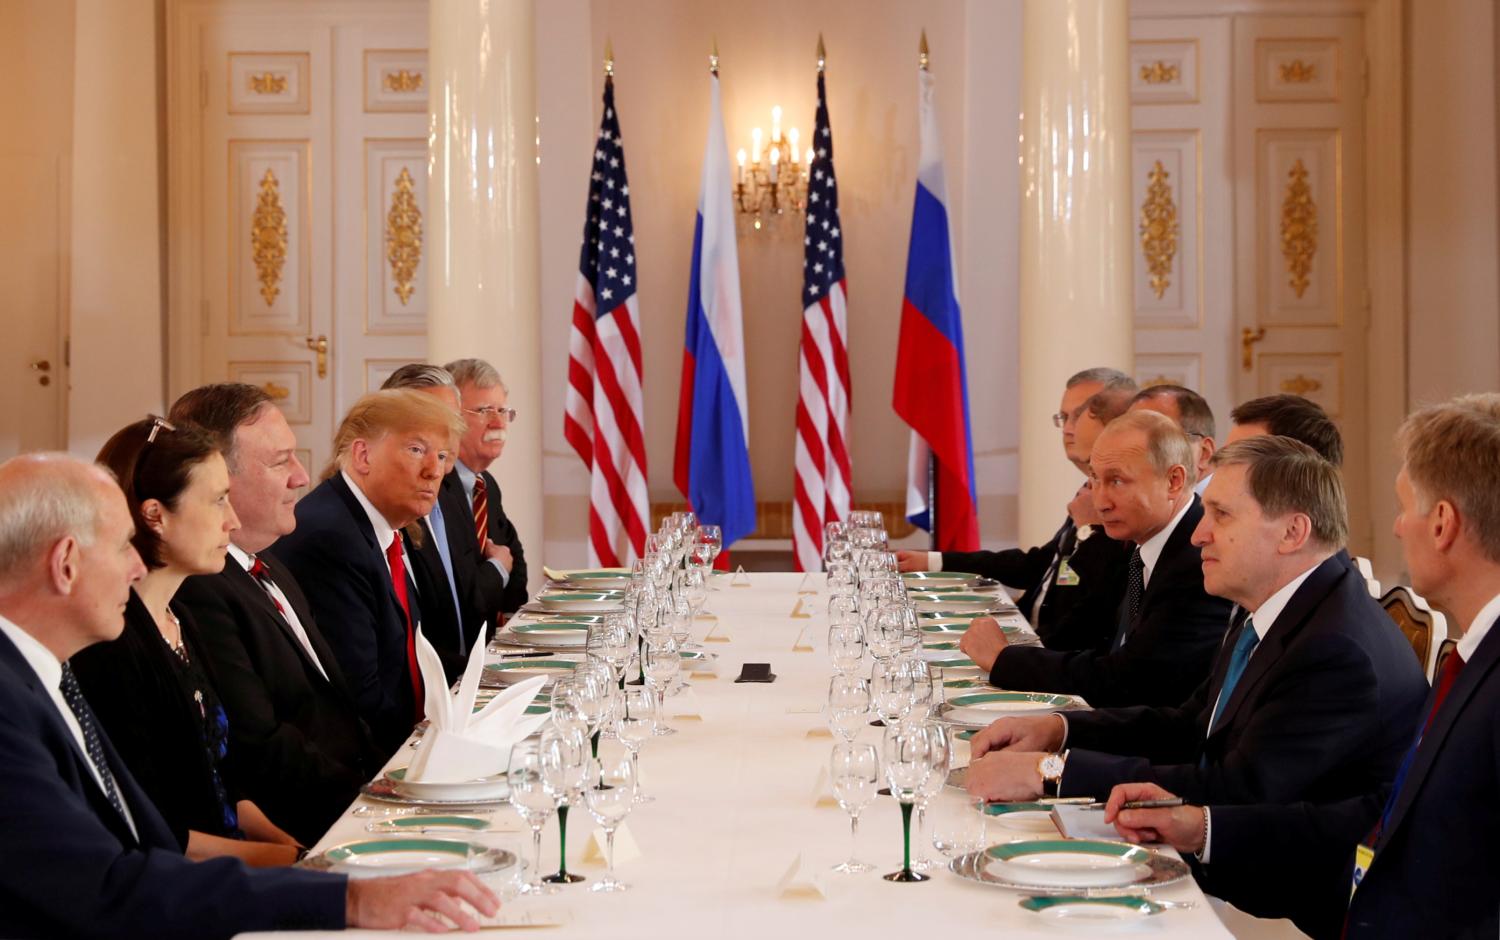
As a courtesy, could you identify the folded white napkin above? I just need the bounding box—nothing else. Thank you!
[405,627,550,783]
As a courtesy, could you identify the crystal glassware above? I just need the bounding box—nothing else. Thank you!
[538,723,589,884]
[642,635,681,736]
[613,686,657,803]
[829,742,879,873]
[507,744,559,895]
[881,722,937,883]
[584,755,638,892]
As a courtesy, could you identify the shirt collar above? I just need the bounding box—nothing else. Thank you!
[1458,592,1500,663]
[0,613,62,692]
[454,460,479,496]
[226,543,254,572]
[1246,560,1323,640]
[1138,495,1196,582]
[341,470,397,552]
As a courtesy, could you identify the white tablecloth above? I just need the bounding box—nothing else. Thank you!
[246,572,1235,938]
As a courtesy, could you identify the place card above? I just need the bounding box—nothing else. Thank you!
[809,766,839,809]
[773,852,831,900]
[582,821,642,867]
[804,727,834,740]
[791,624,815,653]
[730,565,752,587]
[701,617,732,643]
[796,572,818,595]
[789,597,813,619]
[665,688,705,721]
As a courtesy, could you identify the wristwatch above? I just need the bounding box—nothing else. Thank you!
[1037,751,1067,797]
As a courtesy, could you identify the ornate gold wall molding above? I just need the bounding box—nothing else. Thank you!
[385,166,422,305]
[248,72,287,94]
[383,69,423,92]
[1279,60,1317,84]
[251,168,287,306]
[1140,374,1176,389]
[1140,61,1180,85]
[262,380,290,400]
[1280,159,1317,298]
[1139,160,1179,300]
[1279,373,1323,396]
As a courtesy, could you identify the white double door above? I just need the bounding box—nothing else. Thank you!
[1128,12,1370,551]
[169,1,430,476]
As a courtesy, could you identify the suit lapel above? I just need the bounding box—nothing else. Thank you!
[1378,616,1500,849]
[223,562,327,678]
[1208,557,1346,738]
[330,473,410,624]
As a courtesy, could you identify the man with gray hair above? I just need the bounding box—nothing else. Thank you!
[0,453,499,935]
[961,410,1233,712]
[962,436,1425,824]
[444,358,528,620]
[897,367,1135,650]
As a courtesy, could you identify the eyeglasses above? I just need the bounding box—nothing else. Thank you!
[1050,411,1068,428]
[466,405,518,423]
[145,415,176,443]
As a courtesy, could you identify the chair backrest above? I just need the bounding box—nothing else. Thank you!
[1353,555,1382,598]
[1379,584,1449,682]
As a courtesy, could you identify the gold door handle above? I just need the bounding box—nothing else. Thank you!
[1241,327,1266,371]
[29,359,50,371]
[305,335,328,378]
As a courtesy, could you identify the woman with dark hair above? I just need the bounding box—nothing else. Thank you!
[70,416,302,866]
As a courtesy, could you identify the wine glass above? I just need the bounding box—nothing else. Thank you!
[507,744,558,895]
[642,635,681,736]
[584,755,638,892]
[539,724,589,884]
[866,604,905,663]
[931,794,988,866]
[573,660,614,758]
[698,524,722,569]
[548,676,588,738]
[827,621,866,676]
[681,565,709,630]
[613,686,657,803]
[909,722,951,871]
[881,722,937,883]
[826,675,870,743]
[829,742,879,873]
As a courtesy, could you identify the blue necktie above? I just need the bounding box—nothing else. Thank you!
[1206,616,1259,734]
[426,500,466,655]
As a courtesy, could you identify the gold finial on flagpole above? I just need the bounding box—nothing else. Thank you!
[710,37,720,76]
[919,29,930,71]
[817,33,826,73]
[604,38,614,77]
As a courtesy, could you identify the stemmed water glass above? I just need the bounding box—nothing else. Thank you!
[613,686,657,803]
[829,742,879,874]
[931,795,988,867]
[881,721,938,883]
[642,635,681,735]
[867,604,906,663]
[507,744,559,895]
[827,621,866,676]
[573,660,614,758]
[909,722,951,872]
[588,615,634,689]
[697,525,723,570]
[826,675,871,743]
[871,658,915,728]
[584,755,638,892]
[539,723,589,884]
[680,566,709,634]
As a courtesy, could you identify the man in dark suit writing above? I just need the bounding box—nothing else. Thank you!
[1103,394,1500,939]
[170,383,384,846]
[0,453,496,937]
[962,436,1426,810]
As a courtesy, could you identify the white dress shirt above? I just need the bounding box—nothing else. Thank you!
[1137,495,1197,589]
[0,614,138,839]
[227,544,327,680]
[1456,591,1500,663]
[454,460,511,584]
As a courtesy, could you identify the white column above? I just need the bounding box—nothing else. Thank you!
[428,0,543,589]
[1017,0,1135,547]
[69,0,164,456]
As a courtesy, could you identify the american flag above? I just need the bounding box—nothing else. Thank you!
[792,69,852,572]
[563,74,649,567]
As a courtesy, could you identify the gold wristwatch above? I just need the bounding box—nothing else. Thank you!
[1038,751,1067,797]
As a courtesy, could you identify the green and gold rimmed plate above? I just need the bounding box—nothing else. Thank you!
[913,593,1003,613]
[366,815,492,833]
[1018,895,1166,921]
[481,658,580,687]
[943,677,995,690]
[983,801,1061,835]
[923,640,961,651]
[309,838,517,878]
[678,649,715,670]
[901,571,980,587]
[938,691,1078,726]
[983,840,1162,889]
[360,776,512,808]
[922,619,1024,634]
[385,767,511,802]
[537,591,625,613]
[919,652,977,669]
[550,569,631,588]
[509,620,591,646]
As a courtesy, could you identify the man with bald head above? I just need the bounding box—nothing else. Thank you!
[0,454,498,936]
[960,411,1233,711]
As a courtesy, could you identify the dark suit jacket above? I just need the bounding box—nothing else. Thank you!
[1208,616,1500,939]
[177,553,383,846]
[69,591,241,846]
[988,497,1233,706]
[405,471,496,681]
[943,519,1131,652]
[0,627,345,939]
[1058,554,1428,806]
[471,467,529,616]
[271,472,422,754]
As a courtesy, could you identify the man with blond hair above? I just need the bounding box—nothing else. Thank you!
[273,390,464,753]
[0,453,498,935]
[960,410,1232,709]
[1104,393,1500,938]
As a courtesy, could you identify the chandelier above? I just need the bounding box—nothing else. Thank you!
[734,104,810,230]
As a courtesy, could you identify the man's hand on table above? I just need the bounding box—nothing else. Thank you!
[895,551,931,573]
[968,713,1066,758]
[346,871,500,933]
[958,616,1010,671]
[1104,782,1206,854]
[963,749,1049,802]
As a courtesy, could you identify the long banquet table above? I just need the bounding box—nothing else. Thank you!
[246,572,1235,938]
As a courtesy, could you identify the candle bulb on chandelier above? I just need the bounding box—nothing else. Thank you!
[788,127,800,164]
[772,105,782,143]
[769,144,779,183]
[751,127,762,164]
[736,148,746,184]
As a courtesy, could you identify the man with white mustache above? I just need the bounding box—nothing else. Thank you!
[443,358,529,624]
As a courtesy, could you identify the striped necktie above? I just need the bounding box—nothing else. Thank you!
[472,475,490,551]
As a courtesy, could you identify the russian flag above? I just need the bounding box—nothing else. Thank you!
[673,71,757,547]
[892,64,979,552]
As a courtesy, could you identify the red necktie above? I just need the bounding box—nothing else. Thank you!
[472,476,489,551]
[385,538,424,721]
[247,556,286,617]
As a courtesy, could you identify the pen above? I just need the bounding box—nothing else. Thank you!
[1079,797,1186,810]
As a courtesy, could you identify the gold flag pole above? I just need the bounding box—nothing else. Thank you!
[710,37,720,77]
[604,37,614,77]
[817,33,826,73]
[919,29,930,71]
